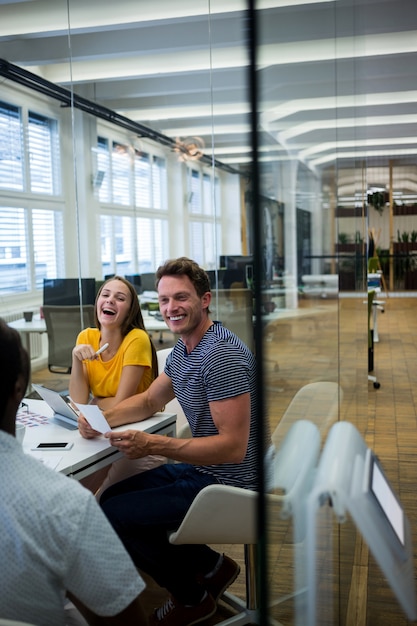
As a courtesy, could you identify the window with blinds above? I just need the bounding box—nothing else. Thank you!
[95,137,111,202]
[33,209,64,288]
[28,111,60,195]
[112,142,131,206]
[98,132,168,276]
[0,207,65,294]
[0,101,24,191]
[187,167,221,269]
[0,208,27,294]
[136,217,168,274]
[0,99,63,295]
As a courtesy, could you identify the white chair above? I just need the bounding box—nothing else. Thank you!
[272,381,342,448]
[156,348,188,433]
[169,418,322,625]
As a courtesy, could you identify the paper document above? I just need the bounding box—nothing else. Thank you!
[74,403,111,434]
[28,452,63,470]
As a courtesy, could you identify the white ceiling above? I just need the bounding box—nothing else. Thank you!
[0,0,416,196]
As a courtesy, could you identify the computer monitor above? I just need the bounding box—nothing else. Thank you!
[306,422,416,624]
[206,269,227,290]
[125,274,142,294]
[219,255,253,288]
[140,272,156,292]
[43,278,96,306]
[364,449,405,550]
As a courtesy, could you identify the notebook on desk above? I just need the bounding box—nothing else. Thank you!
[31,384,79,430]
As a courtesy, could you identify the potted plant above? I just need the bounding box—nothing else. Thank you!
[368,191,389,215]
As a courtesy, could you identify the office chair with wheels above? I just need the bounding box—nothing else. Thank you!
[272,381,342,447]
[43,305,96,374]
[368,290,380,389]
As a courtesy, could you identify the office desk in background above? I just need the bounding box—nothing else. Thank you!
[21,399,176,481]
[8,314,47,362]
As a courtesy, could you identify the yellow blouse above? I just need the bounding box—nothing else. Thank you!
[76,327,153,399]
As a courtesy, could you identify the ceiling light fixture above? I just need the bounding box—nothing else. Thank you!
[173,136,205,161]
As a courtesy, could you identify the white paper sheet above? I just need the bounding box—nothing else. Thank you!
[74,403,111,434]
[27,452,63,470]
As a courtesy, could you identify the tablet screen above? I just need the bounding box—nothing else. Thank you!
[370,454,405,547]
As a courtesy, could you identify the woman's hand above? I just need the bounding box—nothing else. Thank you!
[78,414,101,439]
[72,343,97,362]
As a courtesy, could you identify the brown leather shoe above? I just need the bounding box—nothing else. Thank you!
[199,554,241,602]
[150,592,216,626]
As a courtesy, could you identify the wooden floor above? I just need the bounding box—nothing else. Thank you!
[30,296,417,625]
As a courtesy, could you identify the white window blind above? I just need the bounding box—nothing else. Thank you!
[100,215,113,276]
[134,151,151,208]
[96,137,111,202]
[152,156,167,209]
[0,207,28,293]
[188,168,220,268]
[136,217,168,274]
[28,111,60,195]
[203,173,212,216]
[32,209,64,288]
[112,142,130,206]
[115,215,135,274]
[0,206,65,295]
[188,169,201,214]
[100,214,135,276]
[189,220,219,268]
[0,101,24,191]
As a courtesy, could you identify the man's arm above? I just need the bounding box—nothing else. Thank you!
[105,391,251,465]
[104,372,175,428]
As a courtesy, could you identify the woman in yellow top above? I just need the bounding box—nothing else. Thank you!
[69,275,162,495]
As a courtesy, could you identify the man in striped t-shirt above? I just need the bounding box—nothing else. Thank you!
[99,257,261,626]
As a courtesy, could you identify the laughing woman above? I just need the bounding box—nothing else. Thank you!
[69,275,162,496]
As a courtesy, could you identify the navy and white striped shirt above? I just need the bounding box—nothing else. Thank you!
[165,322,261,490]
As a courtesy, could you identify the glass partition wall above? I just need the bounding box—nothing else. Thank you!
[1,0,416,624]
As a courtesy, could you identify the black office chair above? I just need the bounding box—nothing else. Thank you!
[43,305,95,374]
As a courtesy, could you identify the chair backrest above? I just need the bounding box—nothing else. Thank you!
[272,381,342,449]
[43,305,95,374]
[169,419,321,545]
[156,348,188,432]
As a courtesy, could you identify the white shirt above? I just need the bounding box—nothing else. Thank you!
[0,431,145,626]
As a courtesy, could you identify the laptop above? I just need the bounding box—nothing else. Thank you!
[32,384,79,430]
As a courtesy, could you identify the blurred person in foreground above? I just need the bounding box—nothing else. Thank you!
[0,317,148,626]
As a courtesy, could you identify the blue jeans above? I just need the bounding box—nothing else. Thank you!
[100,463,221,604]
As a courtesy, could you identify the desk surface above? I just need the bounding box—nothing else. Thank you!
[9,315,47,334]
[21,399,176,480]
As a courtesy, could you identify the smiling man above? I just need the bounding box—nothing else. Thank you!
[99,257,262,626]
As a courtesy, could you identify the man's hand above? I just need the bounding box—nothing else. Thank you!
[105,430,149,459]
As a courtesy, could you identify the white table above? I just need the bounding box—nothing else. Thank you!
[141,312,171,344]
[8,314,47,361]
[21,399,176,481]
